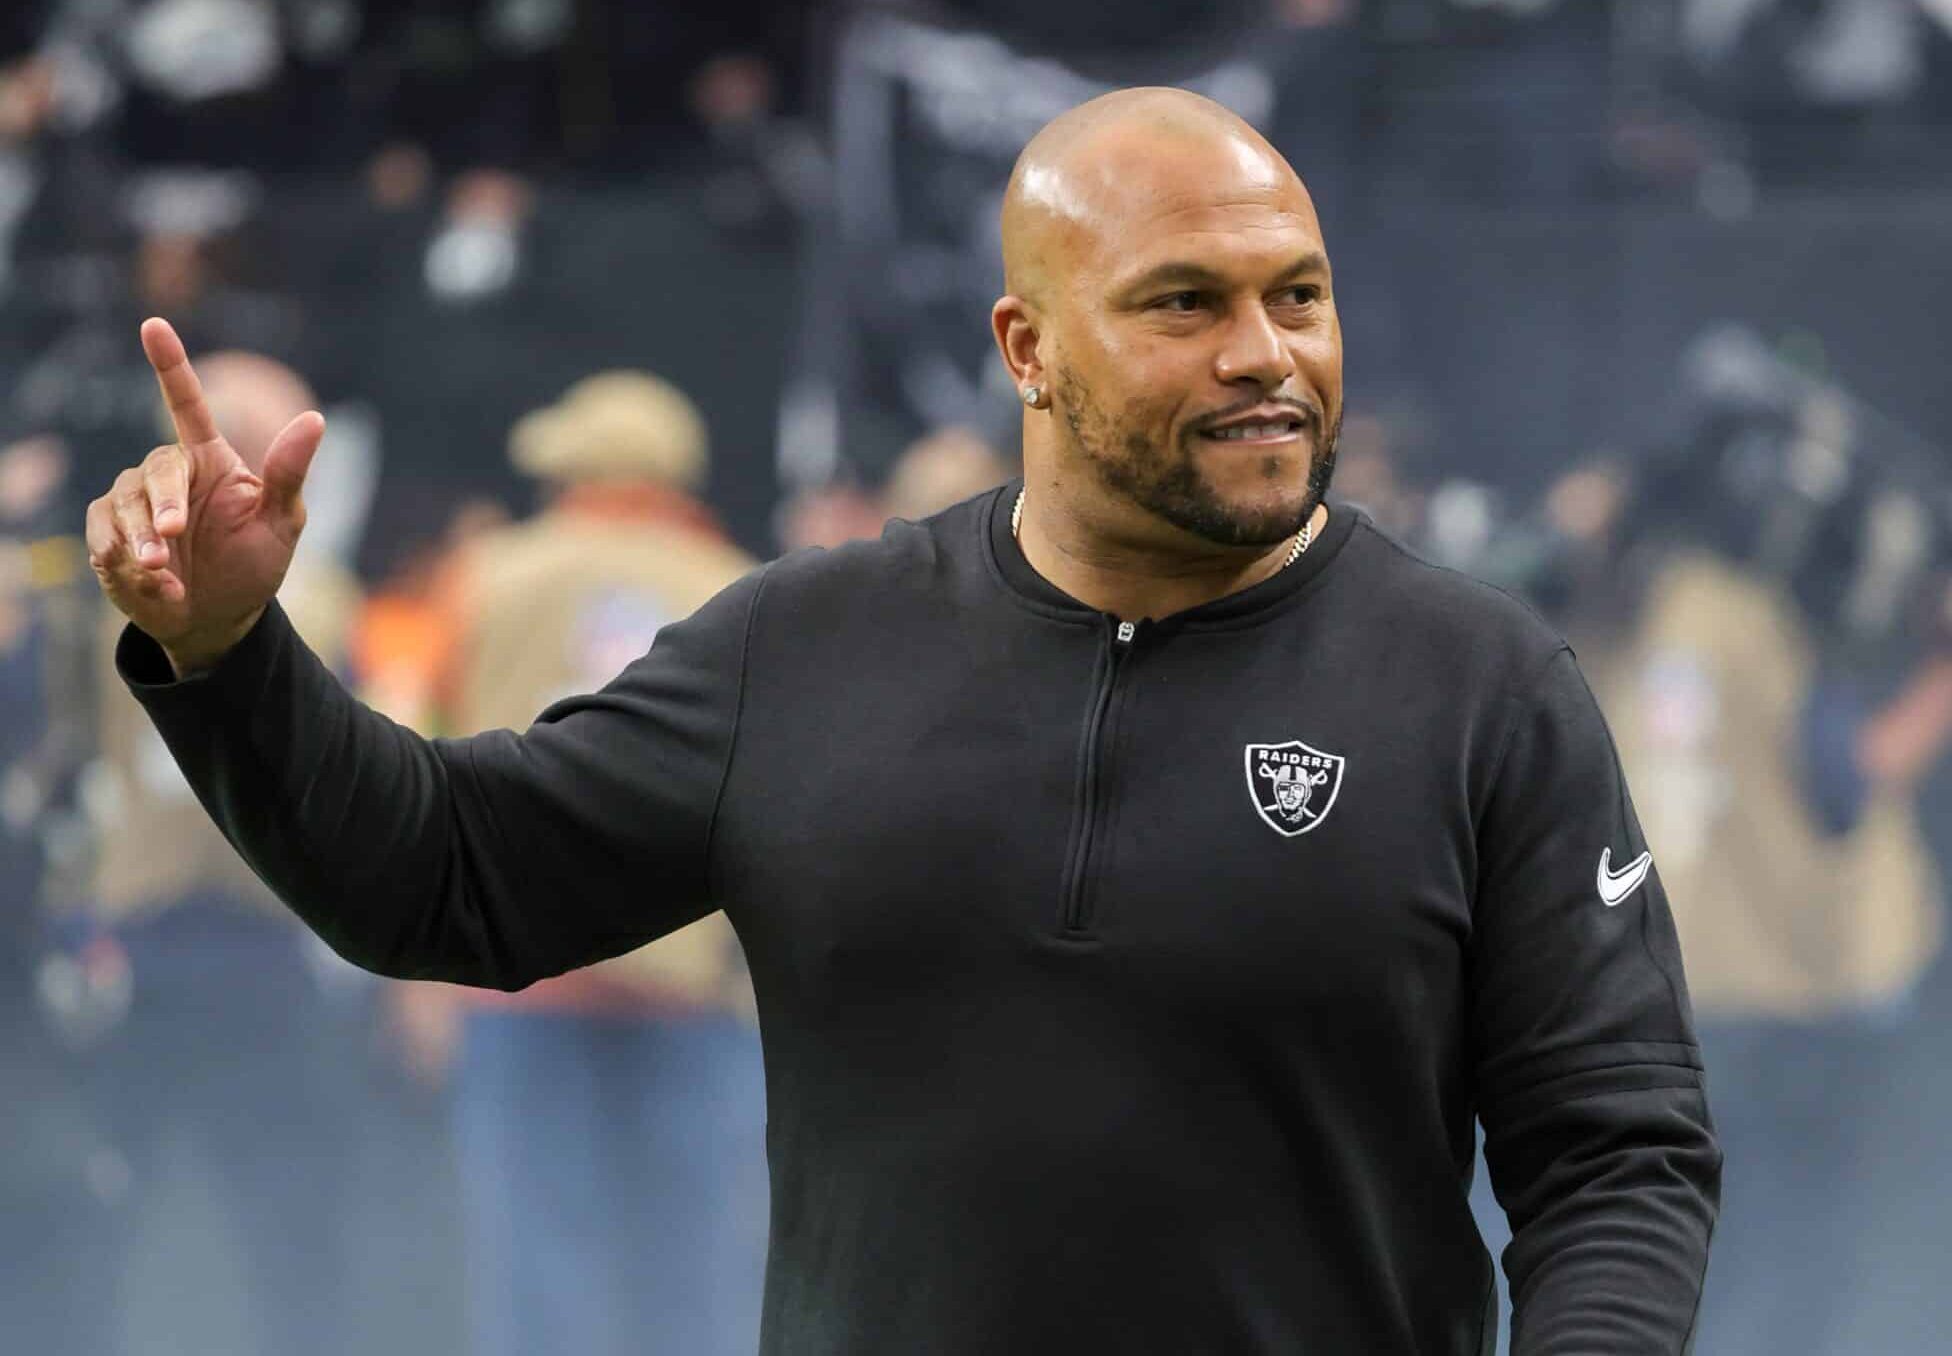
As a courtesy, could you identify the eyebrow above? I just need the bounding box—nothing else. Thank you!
[1116,250,1329,300]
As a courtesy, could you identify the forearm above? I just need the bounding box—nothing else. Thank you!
[119,601,553,987]
[1489,1083,1721,1354]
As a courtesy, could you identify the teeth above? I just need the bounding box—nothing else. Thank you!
[1209,422,1294,440]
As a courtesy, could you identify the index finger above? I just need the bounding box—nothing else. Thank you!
[139,317,221,447]
[142,444,191,535]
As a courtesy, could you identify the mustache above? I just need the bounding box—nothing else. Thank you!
[1190,396,1323,434]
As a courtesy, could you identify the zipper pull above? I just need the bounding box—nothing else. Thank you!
[1115,620,1136,646]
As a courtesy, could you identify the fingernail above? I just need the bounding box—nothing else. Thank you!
[139,540,164,563]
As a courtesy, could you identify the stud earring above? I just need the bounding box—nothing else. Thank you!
[1023,386,1043,408]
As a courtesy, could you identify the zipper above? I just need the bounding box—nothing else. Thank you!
[1059,618,1136,934]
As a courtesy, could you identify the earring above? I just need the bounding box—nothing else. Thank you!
[1023,386,1043,408]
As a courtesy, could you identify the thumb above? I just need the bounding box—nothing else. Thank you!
[260,411,326,522]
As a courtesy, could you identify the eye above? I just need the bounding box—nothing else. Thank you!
[1154,291,1203,313]
[1274,285,1322,307]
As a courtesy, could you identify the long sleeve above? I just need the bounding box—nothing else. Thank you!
[116,566,765,989]
[1471,645,1722,1354]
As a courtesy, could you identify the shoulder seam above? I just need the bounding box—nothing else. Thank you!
[704,564,769,907]
[1359,518,1566,641]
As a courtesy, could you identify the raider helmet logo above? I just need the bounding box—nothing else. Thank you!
[1245,740,1344,838]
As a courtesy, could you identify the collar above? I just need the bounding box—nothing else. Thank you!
[983,478,1359,629]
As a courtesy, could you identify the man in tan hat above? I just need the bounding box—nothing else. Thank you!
[399,370,766,1356]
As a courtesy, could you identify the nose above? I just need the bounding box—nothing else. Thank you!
[1212,302,1296,392]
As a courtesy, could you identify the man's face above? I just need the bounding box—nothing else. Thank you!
[1042,136,1343,548]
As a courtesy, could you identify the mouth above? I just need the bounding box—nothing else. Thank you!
[1194,410,1313,447]
[1186,415,1311,448]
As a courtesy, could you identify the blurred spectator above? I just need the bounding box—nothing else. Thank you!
[349,494,509,732]
[393,368,768,1356]
[71,350,368,1356]
[778,423,1012,550]
[1328,404,1429,545]
[879,423,1012,523]
[684,48,823,232]
[1597,548,1942,1019]
[0,50,56,143]
[423,165,533,305]
[775,478,886,551]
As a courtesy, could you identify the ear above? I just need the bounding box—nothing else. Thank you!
[991,295,1045,397]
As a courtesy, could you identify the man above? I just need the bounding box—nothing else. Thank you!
[403,370,767,1356]
[85,89,1719,1354]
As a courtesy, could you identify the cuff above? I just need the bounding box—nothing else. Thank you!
[116,601,294,702]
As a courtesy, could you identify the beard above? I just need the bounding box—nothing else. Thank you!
[1053,364,1340,549]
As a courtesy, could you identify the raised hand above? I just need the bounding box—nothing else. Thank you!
[85,319,326,676]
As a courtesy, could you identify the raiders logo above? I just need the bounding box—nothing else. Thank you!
[1244,740,1345,838]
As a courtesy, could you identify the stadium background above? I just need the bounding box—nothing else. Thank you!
[3,1,1951,1352]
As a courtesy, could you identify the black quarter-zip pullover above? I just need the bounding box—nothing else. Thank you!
[120,486,1719,1355]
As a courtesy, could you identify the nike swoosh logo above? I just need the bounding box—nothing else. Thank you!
[1596,847,1654,908]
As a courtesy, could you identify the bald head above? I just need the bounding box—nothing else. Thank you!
[1001,88,1316,308]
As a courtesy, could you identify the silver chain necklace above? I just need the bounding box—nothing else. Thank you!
[1011,488,1313,569]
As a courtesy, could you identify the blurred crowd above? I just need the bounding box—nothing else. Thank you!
[5,2,1952,1354]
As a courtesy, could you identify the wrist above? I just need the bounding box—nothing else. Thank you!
[162,606,266,679]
